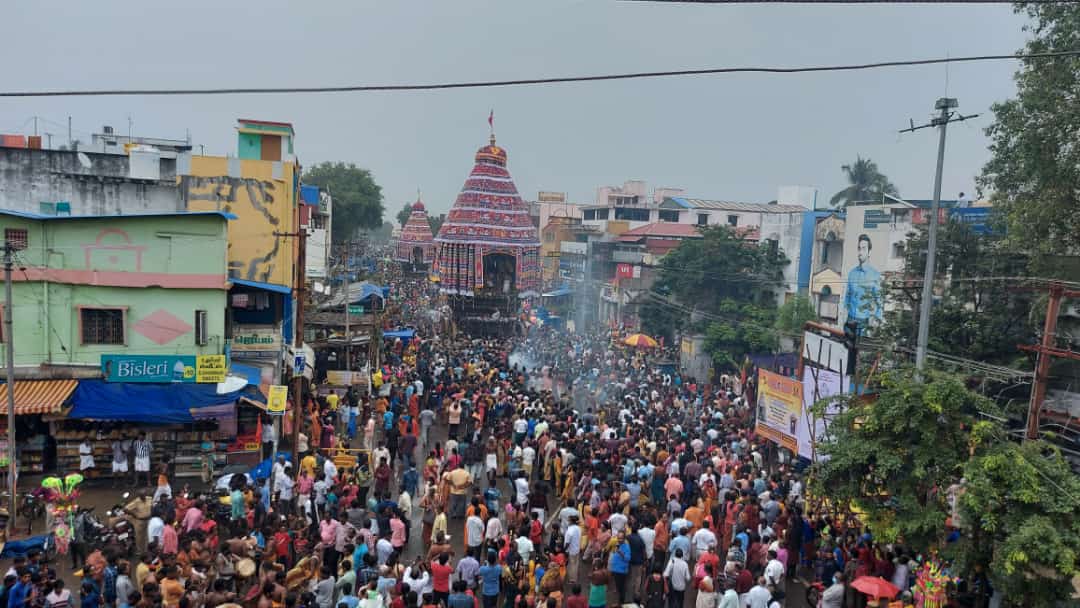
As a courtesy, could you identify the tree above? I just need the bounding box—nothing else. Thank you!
[775,294,817,335]
[980,4,1080,262]
[957,432,1080,607]
[880,217,1036,367]
[396,203,414,228]
[640,225,788,369]
[829,156,898,208]
[428,213,446,237]
[303,162,384,243]
[812,371,993,549]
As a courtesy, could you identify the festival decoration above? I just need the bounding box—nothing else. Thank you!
[913,559,955,608]
[394,197,436,265]
[39,473,84,554]
[433,133,541,297]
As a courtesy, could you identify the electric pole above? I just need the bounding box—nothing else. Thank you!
[1014,282,1080,440]
[3,242,17,531]
[345,241,352,373]
[274,228,307,464]
[899,97,978,372]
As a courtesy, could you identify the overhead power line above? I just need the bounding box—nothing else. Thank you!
[2,51,1079,98]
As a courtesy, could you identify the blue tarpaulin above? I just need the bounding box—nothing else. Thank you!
[69,380,256,424]
[300,185,320,205]
[383,329,416,341]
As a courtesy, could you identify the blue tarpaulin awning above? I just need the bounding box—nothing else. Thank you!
[230,278,292,295]
[383,329,416,341]
[542,286,573,298]
[68,380,257,424]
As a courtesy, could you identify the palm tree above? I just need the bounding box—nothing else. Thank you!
[830,156,899,208]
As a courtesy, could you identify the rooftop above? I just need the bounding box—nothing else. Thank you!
[617,222,703,241]
[0,209,236,221]
[663,197,807,213]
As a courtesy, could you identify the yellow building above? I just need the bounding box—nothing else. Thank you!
[179,119,299,289]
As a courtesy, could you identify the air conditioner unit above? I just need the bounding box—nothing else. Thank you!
[194,310,208,346]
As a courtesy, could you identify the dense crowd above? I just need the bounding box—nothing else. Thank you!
[0,271,940,608]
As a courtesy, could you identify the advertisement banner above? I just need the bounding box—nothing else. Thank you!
[616,263,634,279]
[326,370,366,386]
[195,355,227,384]
[798,367,844,461]
[102,355,195,383]
[267,385,288,415]
[754,369,802,453]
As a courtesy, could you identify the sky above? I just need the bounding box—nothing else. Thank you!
[2,1,1030,219]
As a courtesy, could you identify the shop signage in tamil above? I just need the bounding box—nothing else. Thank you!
[195,355,227,383]
[267,385,288,415]
[231,326,282,359]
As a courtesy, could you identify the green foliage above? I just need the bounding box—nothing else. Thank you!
[704,302,779,370]
[812,370,992,549]
[957,438,1080,606]
[428,213,446,237]
[396,203,414,228]
[303,162,385,243]
[980,3,1080,261]
[880,218,1036,367]
[829,156,898,208]
[775,294,817,334]
[640,225,787,364]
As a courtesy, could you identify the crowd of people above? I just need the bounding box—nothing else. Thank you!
[0,268,934,608]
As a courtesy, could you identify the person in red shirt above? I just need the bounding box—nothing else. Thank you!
[564,583,587,608]
[273,525,291,568]
[430,552,454,607]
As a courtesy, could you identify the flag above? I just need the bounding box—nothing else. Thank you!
[488,110,494,129]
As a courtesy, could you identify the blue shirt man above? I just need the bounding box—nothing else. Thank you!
[7,572,29,608]
[845,233,882,324]
[610,540,631,574]
[479,559,502,598]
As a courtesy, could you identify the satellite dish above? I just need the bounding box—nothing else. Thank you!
[76,152,92,169]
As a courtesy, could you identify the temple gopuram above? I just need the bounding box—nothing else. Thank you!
[393,197,435,274]
[433,134,540,337]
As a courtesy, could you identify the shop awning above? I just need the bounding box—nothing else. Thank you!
[68,379,257,424]
[0,379,78,415]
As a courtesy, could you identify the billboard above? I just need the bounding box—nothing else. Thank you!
[102,354,226,384]
[798,367,844,461]
[754,370,803,453]
[802,331,848,375]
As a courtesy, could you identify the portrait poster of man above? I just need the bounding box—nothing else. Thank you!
[844,233,882,325]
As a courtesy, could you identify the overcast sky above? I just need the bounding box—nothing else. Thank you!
[3,1,1029,217]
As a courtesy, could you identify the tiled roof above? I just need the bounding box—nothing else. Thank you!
[617,223,703,240]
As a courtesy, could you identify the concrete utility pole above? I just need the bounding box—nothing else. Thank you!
[3,242,17,530]
[274,227,307,464]
[345,241,352,373]
[899,98,978,372]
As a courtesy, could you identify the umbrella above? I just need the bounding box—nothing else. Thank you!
[851,576,899,599]
[623,333,659,348]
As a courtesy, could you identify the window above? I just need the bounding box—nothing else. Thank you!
[614,207,649,222]
[544,231,555,243]
[194,310,208,346]
[583,209,596,221]
[696,214,709,226]
[726,215,738,227]
[658,209,679,222]
[4,228,28,251]
[81,308,126,345]
[595,209,609,220]
[892,242,906,258]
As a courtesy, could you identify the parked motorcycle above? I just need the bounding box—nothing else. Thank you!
[103,492,135,558]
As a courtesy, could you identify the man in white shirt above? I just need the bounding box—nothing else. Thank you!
[515,533,534,564]
[745,576,772,608]
[520,444,536,478]
[763,549,787,601]
[663,548,691,608]
[514,474,530,507]
[564,515,582,584]
[324,457,338,482]
[636,523,655,562]
[691,527,717,561]
[608,512,628,536]
[466,512,485,552]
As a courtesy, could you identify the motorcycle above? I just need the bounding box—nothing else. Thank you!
[805,580,825,608]
[17,491,44,535]
[103,492,135,558]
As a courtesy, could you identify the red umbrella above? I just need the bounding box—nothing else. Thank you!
[851,576,900,599]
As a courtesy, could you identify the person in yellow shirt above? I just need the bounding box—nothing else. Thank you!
[327,391,340,412]
[300,453,317,477]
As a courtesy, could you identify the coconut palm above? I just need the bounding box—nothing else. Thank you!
[829,156,899,208]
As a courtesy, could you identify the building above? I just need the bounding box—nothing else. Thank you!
[393,197,436,273]
[179,119,302,375]
[540,213,585,287]
[0,141,185,216]
[655,197,807,230]
[300,185,332,281]
[1,210,231,369]
[808,213,847,324]
[528,191,581,231]
[580,181,685,233]
[434,134,541,337]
